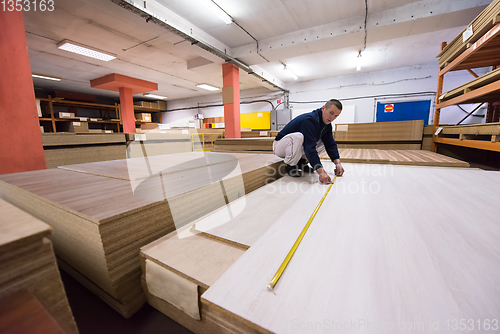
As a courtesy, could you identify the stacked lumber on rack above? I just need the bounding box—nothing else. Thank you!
[240,131,270,138]
[43,133,127,168]
[438,0,500,68]
[212,137,274,153]
[439,67,500,103]
[0,152,283,318]
[334,120,424,149]
[0,199,78,334]
[201,164,500,333]
[323,148,470,167]
[436,122,500,142]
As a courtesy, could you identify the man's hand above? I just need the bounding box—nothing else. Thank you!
[333,159,344,176]
[316,167,332,184]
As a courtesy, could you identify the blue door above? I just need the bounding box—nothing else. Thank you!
[376,100,431,125]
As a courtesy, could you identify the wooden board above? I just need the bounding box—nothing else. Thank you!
[42,133,126,146]
[0,199,78,334]
[0,153,283,318]
[334,120,424,142]
[440,67,500,102]
[322,149,470,168]
[202,164,500,333]
[440,122,500,135]
[44,145,126,168]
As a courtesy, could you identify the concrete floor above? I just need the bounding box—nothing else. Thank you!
[60,270,194,334]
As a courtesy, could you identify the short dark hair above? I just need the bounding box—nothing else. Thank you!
[325,99,342,111]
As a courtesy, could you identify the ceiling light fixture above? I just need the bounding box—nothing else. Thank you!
[143,93,167,99]
[356,51,362,71]
[281,62,298,80]
[57,39,116,62]
[196,84,220,91]
[32,73,62,81]
[199,0,233,25]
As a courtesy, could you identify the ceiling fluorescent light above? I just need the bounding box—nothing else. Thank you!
[143,93,167,99]
[356,52,362,71]
[196,84,220,91]
[200,0,233,25]
[32,73,61,81]
[57,39,116,62]
[282,63,298,80]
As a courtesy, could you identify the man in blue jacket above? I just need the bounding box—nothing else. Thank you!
[273,99,344,183]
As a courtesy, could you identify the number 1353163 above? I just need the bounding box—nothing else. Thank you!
[2,0,54,11]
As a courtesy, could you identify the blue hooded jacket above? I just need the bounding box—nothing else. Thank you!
[275,107,340,170]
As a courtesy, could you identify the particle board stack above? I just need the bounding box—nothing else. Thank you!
[212,137,274,153]
[125,133,192,157]
[201,165,500,333]
[0,199,78,334]
[439,67,500,103]
[240,131,270,138]
[437,122,500,142]
[42,133,127,168]
[422,125,434,151]
[438,0,500,68]
[334,120,424,149]
[323,148,470,167]
[0,153,283,318]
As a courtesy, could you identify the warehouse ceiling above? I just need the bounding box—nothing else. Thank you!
[25,0,490,102]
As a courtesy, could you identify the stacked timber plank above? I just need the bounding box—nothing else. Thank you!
[0,152,283,318]
[439,67,500,103]
[201,164,500,333]
[323,148,470,167]
[438,0,500,68]
[437,122,500,142]
[240,130,270,138]
[334,120,424,149]
[212,137,274,153]
[125,133,192,157]
[422,125,434,151]
[43,133,127,168]
[0,199,78,334]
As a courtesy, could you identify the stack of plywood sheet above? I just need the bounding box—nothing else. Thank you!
[437,122,500,142]
[43,133,127,168]
[0,152,282,318]
[323,148,470,167]
[212,137,274,153]
[439,67,500,103]
[422,125,434,151]
[240,131,270,138]
[0,199,78,334]
[438,0,500,68]
[125,133,192,157]
[140,172,323,333]
[201,164,500,333]
[334,120,424,149]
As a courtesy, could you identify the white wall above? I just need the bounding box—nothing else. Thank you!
[163,64,488,127]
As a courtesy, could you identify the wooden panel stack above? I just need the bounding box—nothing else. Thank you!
[422,125,434,151]
[334,120,424,150]
[240,131,270,138]
[212,137,274,153]
[436,122,500,142]
[43,133,127,168]
[125,133,192,157]
[322,148,470,167]
[439,67,500,103]
[201,164,500,333]
[437,0,500,68]
[0,153,283,318]
[0,199,78,334]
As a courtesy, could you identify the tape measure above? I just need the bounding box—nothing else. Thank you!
[267,175,337,291]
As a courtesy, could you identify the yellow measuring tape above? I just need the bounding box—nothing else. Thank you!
[267,175,337,291]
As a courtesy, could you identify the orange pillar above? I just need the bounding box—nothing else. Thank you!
[0,11,46,174]
[222,63,241,138]
[119,87,135,133]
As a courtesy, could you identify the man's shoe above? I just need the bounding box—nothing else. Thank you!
[285,164,302,177]
[298,158,314,173]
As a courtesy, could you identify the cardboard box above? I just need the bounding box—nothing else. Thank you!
[58,112,75,118]
[68,121,89,133]
[134,101,152,108]
[135,113,152,122]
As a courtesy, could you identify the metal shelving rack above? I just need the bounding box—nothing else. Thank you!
[432,23,500,153]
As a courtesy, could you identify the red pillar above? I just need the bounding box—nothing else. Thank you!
[0,11,46,174]
[119,87,135,133]
[222,63,241,138]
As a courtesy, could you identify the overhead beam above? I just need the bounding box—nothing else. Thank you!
[231,0,491,60]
